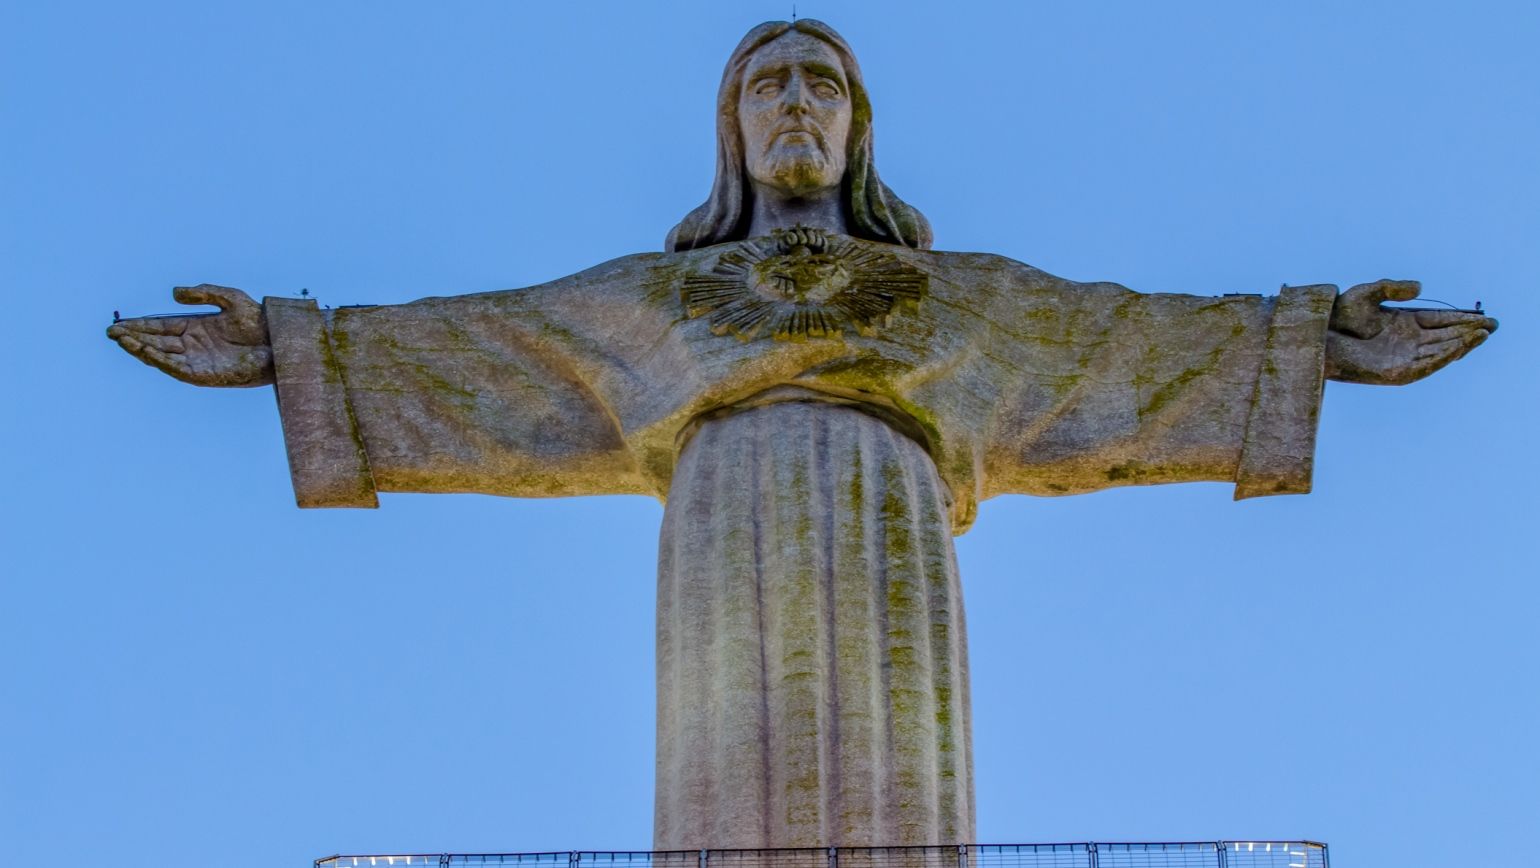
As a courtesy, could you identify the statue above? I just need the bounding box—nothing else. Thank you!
[106,19,1495,853]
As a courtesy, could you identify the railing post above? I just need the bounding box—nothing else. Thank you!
[1215,842,1228,868]
[1086,843,1097,868]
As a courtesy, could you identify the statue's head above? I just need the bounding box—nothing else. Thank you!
[666,19,932,252]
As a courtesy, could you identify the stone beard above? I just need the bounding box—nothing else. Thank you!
[761,145,838,195]
[106,16,1497,855]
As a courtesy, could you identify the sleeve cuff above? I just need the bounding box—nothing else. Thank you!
[265,298,378,508]
[1234,284,1337,500]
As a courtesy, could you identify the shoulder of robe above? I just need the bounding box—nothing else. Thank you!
[378,250,715,311]
[884,246,1135,319]
[892,246,1123,292]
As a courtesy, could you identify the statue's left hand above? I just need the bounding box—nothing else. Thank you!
[107,284,275,387]
[1325,279,1497,385]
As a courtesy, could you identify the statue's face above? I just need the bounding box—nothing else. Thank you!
[738,31,852,198]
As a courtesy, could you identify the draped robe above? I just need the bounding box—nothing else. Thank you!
[261,238,1336,849]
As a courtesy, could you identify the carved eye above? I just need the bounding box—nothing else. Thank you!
[753,79,782,95]
[812,80,840,98]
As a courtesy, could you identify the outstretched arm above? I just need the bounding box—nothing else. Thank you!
[1325,279,1497,385]
[107,264,661,508]
[974,271,1340,502]
[978,267,1499,504]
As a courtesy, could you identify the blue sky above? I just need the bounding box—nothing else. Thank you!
[3,2,1536,866]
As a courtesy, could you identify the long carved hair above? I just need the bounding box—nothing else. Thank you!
[665,19,932,252]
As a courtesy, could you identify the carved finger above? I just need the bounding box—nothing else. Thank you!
[127,340,196,381]
[139,344,193,377]
[173,284,249,311]
[1406,332,1489,384]
[1333,280,1419,339]
[1413,337,1462,362]
[1369,279,1421,303]
[1343,278,1421,306]
[118,331,186,354]
[1413,328,1490,362]
[1415,324,1479,346]
[107,316,189,338]
[1413,310,1498,330]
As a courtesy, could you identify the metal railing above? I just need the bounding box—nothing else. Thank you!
[316,842,1327,868]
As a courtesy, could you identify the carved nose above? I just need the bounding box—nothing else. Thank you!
[782,78,809,113]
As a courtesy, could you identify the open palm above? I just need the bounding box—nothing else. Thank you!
[1326,280,1497,386]
[107,284,274,387]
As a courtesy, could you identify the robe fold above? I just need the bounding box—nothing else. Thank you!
[658,398,971,848]
[261,239,1336,848]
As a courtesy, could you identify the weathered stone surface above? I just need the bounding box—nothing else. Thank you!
[104,15,1499,853]
[266,297,376,508]
[1234,286,1336,500]
[657,400,972,848]
[255,244,1337,527]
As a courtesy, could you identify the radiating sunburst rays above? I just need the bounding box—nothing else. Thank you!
[682,226,926,341]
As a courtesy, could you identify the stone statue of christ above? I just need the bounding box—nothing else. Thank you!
[108,19,1495,853]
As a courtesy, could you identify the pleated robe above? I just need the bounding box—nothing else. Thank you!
[655,398,974,849]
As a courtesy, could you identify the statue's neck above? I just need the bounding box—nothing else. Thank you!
[746,182,849,238]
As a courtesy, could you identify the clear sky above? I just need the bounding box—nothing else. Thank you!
[3,2,1536,866]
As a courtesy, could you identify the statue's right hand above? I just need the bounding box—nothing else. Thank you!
[107,284,275,387]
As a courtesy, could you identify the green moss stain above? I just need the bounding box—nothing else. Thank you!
[1106,461,1142,482]
[934,683,953,732]
[779,431,823,812]
[398,361,475,402]
[328,325,351,356]
[1140,335,1233,418]
[849,448,864,516]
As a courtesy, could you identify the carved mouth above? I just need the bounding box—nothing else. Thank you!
[771,127,823,146]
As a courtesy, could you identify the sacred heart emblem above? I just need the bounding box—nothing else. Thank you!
[681,226,927,340]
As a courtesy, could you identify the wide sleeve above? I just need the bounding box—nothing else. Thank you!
[262,280,652,508]
[979,280,1337,501]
